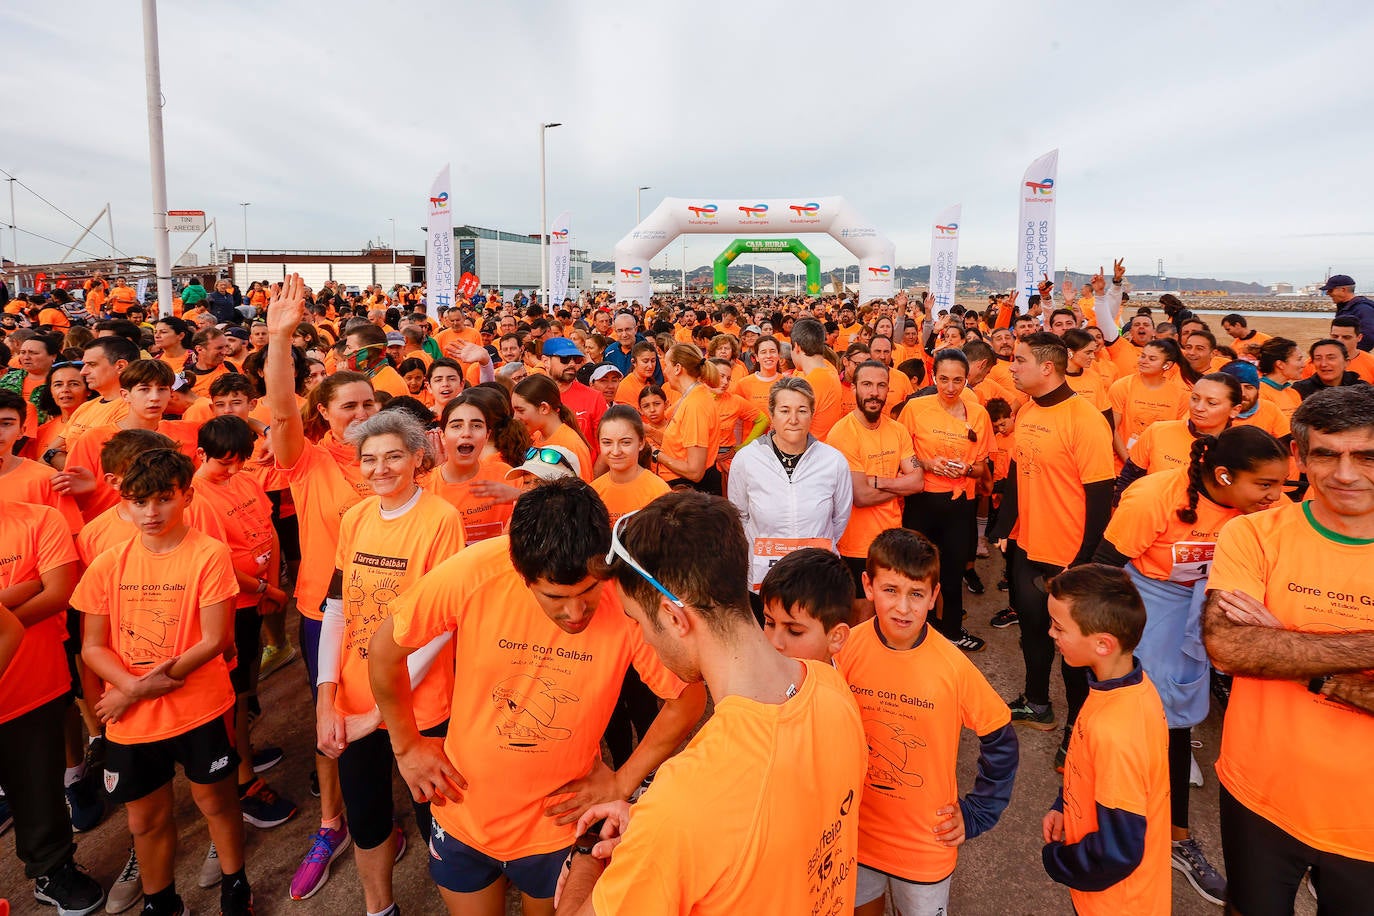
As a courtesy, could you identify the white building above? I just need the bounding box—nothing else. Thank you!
[455,226,589,297]
[230,248,423,291]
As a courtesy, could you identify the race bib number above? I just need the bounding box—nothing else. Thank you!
[751,537,832,590]
[1168,541,1215,585]
[464,520,505,544]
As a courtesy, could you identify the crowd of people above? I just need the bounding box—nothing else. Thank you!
[0,262,1371,916]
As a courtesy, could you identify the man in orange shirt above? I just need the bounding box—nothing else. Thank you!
[790,318,844,438]
[991,333,1115,748]
[1203,386,1374,912]
[342,321,409,398]
[557,491,866,916]
[369,480,705,915]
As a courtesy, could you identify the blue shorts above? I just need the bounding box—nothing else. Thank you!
[427,825,570,898]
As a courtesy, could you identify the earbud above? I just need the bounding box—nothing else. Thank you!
[1219,473,1232,485]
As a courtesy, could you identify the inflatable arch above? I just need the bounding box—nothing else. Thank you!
[712,238,820,298]
[613,197,895,305]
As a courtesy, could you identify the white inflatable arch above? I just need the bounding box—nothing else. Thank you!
[613,196,895,305]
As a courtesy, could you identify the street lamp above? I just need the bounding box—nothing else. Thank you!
[387,217,396,290]
[539,121,562,308]
[636,186,651,224]
[240,202,250,286]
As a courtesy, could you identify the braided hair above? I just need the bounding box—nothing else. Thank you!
[1177,425,1288,524]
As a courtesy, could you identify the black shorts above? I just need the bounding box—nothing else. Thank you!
[1220,785,1374,915]
[64,608,83,699]
[268,492,302,564]
[103,713,238,804]
[428,827,570,898]
[228,607,262,696]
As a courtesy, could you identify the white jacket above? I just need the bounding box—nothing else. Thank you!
[728,435,854,588]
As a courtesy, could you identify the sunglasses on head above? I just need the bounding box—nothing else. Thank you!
[525,447,572,469]
[52,360,84,370]
[605,511,684,608]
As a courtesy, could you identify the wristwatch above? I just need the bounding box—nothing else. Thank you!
[651,448,661,463]
[574,818,606,855]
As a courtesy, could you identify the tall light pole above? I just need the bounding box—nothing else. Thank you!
[538,121,561,308]
[636,186,650,224]
[141,0,175,316]
[6,177,17,293]
[240,202,251,288]
[387,217,396,290]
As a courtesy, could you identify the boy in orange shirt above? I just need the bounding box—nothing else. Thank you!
[837,528,1019,915]
[1042,564,1170,916]
[74,450,256,916]
[759,547,855,663]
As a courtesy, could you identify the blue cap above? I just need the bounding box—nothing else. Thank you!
[1220,360,1260,387]
[1320,274,1355,293]
[542,337,585,359]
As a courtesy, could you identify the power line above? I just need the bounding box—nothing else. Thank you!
[3,222,138,265]
[0,166,132,259]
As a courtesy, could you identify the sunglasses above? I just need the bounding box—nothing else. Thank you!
[605,511,684,608]
[525,447,572,469]
[52,360,85,369]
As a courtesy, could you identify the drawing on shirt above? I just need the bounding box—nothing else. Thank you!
[491,674,580,747]
[122,607,177,660]
[866,720,926,790]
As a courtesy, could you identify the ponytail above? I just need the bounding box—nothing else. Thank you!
[666,343,721,388]
[1177,435,1215,524]
[513,373,591,450]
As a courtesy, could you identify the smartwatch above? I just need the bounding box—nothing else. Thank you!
[574,818,606,856]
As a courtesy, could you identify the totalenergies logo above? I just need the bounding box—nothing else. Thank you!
[739,204,769,219]
[868,265,892,277]
[429,192,449,209]
[687,204,717,219]
[1024,178,1054,195]
[936,222,959,235]
[788,202,820,217]
[620,267,643,278]
[550,229,569,240]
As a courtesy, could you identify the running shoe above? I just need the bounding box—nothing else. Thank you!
[251,746,284,774]
[309,770,320,798]
[239,778,298,829]
[951,629,986,653]
[1171,837,1226,906]
[83,736,108,779]
[220,872,254,916]
[990,607,1019,628]
[996,575,1009,592]
[67,768,108,833]
[1054,745,1067,774]
[1008,695,1056,730]
[289,824,351,900]
[963,569,985,595]
[257,643,298,682]
[393,823,407,863]
[33,859,104,916]
[1190,753,1204,788]
[105,848,141,914]
[198,841,222,888]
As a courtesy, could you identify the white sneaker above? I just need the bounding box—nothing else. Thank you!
[1189,753,1204,787]
[105,847,142,914]
[198,841,222,888]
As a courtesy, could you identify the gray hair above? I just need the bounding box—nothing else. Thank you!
[1291,385,1374,460]
[345,410,435,473]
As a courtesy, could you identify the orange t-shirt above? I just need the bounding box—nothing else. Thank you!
[541,422,593,483]
[884,367,915,416]
[0,456,84,535]
[804,364,844,440]
[729,373,780,417]
[1258,379,1303,422]
[1064,368,1109,412]
[657,383,720,482]
[19,374,43,441]
[190,364,229,398]
[1107,374,1189,450]
[990,429,1015,484]
[180,398,215,426]
[193,472,276,608]
[1105,468,1245,584]
[591,468,671,527]
[425,455,516,544]
[614,374,671,409]
[1233,398,1291,439]
[825,412,915,558]
[368,364,410,399]
[985,360,1027,411]
[75,496,227,567]
[1126,418,1199,476]
[387,536,688,860]
[331,493,465,727]
[1207,502,1374,860]
[897,394,992,499]
[62,397,130,448]
[1010,392,1115,567]
[1104,337,1146,377]
[72,528,238,743]
[0,503,80,725]
[836,619,1011,882]
[278,435,370,620]
[1059,669,1171,916]
[65,420,201,521]
[712,389,763,454]
[592,661,865,916]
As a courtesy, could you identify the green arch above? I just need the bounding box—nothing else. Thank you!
[712,238,821,298]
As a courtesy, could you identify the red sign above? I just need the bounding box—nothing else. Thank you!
[457,272,480,298]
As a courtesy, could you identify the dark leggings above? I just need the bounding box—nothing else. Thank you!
[1007,541,1091,724]
[337,719,448,849]
[0,696,74,879]
[903,491,975,641]
[1168,727,1192,830]
[602,668,660,769]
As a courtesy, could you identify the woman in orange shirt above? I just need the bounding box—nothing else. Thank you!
[1107,339,1192,465]
[730,334,785,416]
[654,343,723,493]
[1257,337,1306,422]
[511,374,593,481]
[397,357,430,407]
[32,359,90,460]
[1096,426,1288,897]
[637,384,670,449]
[318,411,465,916]
[709,334,748,385]
[707,357,767,473]
[1119,373,1243,494]
[152,316,191,370]
[428,387,529,544]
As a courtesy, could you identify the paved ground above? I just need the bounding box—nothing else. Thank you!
[2,548,1319,915]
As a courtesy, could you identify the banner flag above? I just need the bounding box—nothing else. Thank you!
[929,204,961,313]
[1017,149,1058,301]
[548,210,571,306]
[426,164,454,312]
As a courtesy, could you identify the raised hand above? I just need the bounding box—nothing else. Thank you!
[1112,258,1126,283]
[266,273,307,338]
[1037,273,1054,298]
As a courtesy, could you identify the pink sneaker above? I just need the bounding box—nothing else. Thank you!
[289,824,351,900]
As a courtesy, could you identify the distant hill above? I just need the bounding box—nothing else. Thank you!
[591,260,1269,294]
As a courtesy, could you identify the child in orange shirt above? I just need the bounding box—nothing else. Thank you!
[759,547,854,663]
[74,449,256,916]
[1042,565,1170,916]
[837,528,1019,915]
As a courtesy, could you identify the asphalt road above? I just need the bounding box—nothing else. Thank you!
[1,548,1320,915]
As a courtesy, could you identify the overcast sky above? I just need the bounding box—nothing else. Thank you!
[5,0,1372,286]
